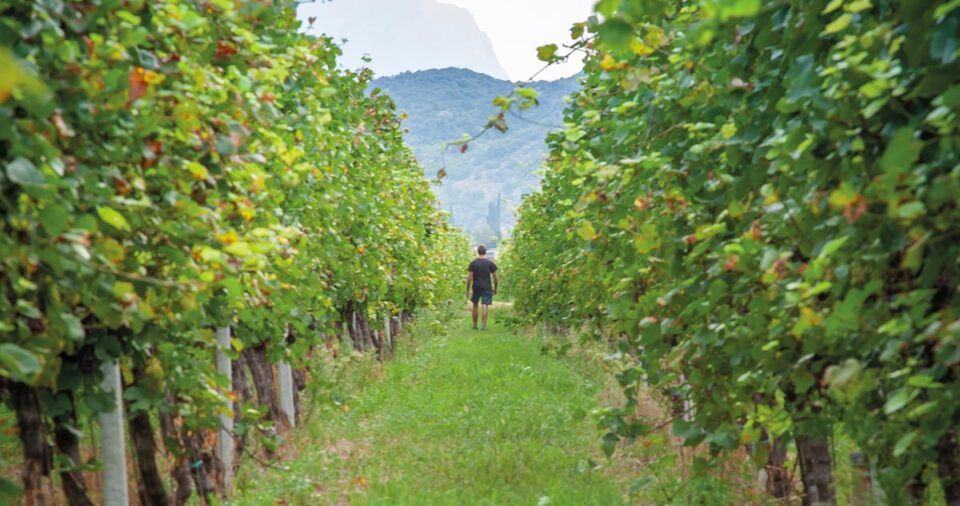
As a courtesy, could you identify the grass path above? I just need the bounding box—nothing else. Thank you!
[228,312,625,505]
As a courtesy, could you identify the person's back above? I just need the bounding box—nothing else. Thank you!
[468,257,496,294]
[466,245,498,330]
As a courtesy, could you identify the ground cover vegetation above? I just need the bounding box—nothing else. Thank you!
[0,0,469,503]
[506,0,960,504]
[227,312,631,505]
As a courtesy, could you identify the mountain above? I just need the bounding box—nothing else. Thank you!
[298,0,509,80]
[372,68,580,238]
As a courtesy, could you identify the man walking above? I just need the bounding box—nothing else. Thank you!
[466,245,498,330]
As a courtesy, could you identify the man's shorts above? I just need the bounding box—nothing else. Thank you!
[471,290,493,305]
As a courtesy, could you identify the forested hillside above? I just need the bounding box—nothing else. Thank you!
[372,68,580,237]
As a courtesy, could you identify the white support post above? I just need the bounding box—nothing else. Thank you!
[99,360,130,506]
[278,361,296,428]
[384,315,392,349]
[216,326,234,494]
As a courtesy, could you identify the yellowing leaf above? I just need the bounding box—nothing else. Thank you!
[215,230,238,245]
[629,39,655,57]
[828,182,860,208]
[577,221,597,241]
[600,54,629,71]
[720,123,738,139]
[644,26,667,48]
[187,162,210,181]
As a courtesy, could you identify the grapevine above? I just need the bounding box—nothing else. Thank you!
[508,0,960,502]
[0,1,468,503]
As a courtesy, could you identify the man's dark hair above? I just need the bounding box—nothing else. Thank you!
[477,245,486,255]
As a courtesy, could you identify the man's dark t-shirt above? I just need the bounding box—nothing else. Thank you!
[468,258,497,293]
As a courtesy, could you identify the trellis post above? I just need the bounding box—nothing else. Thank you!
[99,360,130,506]
[216,326,234,494]
[278,360,296,428]
[384,314,393,349]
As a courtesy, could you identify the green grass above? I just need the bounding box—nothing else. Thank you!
[228,311,625,505]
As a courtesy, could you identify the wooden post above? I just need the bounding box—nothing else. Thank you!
[849,452,871,506]
[99,360,130,506]
[796,435,836,506]
[216,326,234,495]
[278,360,296,428]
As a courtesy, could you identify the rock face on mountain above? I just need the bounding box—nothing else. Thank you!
[299,0,509,80]
[372,68,580,236]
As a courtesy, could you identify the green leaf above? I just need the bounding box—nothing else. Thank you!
[5,157,45,187]
[879,128,922,175]
[819,236,848,258]
[791,369,816,394]
[112,281,135,299]
[225,241,252,257]
[601,432,619,457]
[516,87,540,100]
[719,0,760,18]
[60,313,85,341]
[40,205,70,236]
[822,13,853,35]
[897,201,926,220]
[883,388,915,415]
[536,44,559,63]
[906,374,943,389]
[0,343,42,380]
[672,418,706,445]
[597,19,635,50]
[825,358,862,388]
[595,0,619,17]
[97,207,131,232]
[570,22,586,40]
[821,0,843,13]
[844,0,872,13]
[934,0,960,19]
[894,431,918,457]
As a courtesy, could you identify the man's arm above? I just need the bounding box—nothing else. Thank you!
[466,272,473,298]
[492,272,499,294]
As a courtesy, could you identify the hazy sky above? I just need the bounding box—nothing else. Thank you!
[442,0,596,81]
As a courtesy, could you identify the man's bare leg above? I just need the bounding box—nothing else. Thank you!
[472,302,479,329]
[481,304,490,329]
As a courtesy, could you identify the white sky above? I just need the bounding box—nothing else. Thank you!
[440,0,597,81]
